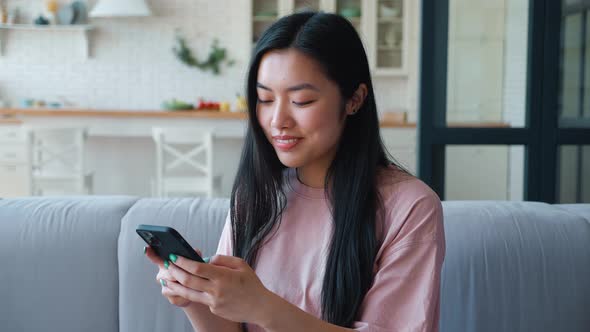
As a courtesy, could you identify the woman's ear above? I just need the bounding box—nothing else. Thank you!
[346,83,368,115]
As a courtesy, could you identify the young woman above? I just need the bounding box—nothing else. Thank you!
[146,12,445,332]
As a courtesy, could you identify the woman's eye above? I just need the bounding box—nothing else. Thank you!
[293,100,315,107]
[257,98,273,104]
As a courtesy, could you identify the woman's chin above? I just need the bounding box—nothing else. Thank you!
[276,152,305,169]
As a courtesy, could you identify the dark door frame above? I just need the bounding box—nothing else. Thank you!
[418,0,590,203]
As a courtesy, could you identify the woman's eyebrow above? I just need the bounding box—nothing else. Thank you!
[286,83,320,92]
[256,82,272,91]
[257,82,320,92]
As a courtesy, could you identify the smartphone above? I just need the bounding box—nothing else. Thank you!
[136,224,205,263]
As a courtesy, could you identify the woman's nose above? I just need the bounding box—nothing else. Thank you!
[270,100,293,129]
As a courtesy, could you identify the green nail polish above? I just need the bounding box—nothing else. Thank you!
[164,260,169,269]
[169,254,177,263]
[143,246,147,254]
[203,256,210,263]
[160,279,167,287]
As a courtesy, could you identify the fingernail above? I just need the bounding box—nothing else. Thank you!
[143,246,147,254]
[203,256,210,263]
[160,279,167,287]
[169,254,177,263]
[164,260,169,269]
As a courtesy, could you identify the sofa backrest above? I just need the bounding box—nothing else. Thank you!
[117,197,230,332]
[440,201,590,332]
[1,197,589,332]
[0,196,139,332]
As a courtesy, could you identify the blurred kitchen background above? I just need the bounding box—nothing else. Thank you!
[0,0,588,203]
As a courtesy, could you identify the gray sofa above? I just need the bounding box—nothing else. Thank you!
[0,197,589,332]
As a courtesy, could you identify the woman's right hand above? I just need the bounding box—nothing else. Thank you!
[145,246,203,308]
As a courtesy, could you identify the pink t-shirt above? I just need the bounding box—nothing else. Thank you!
[216,167,446,332]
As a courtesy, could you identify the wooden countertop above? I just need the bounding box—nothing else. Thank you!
[0,108,510,128]
[1,108,417,128]
[0,108,249,119]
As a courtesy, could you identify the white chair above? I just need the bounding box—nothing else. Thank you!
[26,126,94,196]
[151,127,221,198]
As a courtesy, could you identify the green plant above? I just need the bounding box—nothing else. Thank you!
[172,31,235,75]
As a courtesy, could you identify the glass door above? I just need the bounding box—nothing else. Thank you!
[419,0,590,202]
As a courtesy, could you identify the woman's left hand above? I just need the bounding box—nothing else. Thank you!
[165,254,275,325]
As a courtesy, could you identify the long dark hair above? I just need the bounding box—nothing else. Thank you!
[230,12,401,328]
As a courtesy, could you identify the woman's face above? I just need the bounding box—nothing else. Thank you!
[256,48,349,174]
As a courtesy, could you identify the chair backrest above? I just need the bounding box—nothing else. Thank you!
[151,127,214,197]
[25,126,88,176]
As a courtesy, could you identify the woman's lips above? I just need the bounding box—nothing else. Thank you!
[272,136,302,151]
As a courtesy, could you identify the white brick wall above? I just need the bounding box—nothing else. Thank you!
[0,0,251,109]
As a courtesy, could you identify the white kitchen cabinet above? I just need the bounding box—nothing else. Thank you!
[249,0,409,75]
[251,0,281,45]
[0,144,28,164]
[0,124,30,197]
[369,0,409,76]
[0,125,25,142]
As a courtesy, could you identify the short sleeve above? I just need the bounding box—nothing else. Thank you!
[352,193,446,332]
[215,211,233,256]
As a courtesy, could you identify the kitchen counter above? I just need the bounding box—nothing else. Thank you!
[0,108,248,138]
[0,108,417,128]
[0,108,248,119]
[0,108,510,129]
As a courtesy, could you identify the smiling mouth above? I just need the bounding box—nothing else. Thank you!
[275,138,299,144]
[272,137,302,151]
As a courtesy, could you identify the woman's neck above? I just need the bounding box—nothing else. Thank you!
[296,166,327,189]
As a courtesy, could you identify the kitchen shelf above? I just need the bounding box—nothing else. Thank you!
[0,24,95,59]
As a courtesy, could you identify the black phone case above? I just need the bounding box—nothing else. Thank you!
[136,224,205,263]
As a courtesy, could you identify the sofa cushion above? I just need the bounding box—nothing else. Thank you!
[0,196,139,332]
[439,201,590,332]
[117,197,230,332]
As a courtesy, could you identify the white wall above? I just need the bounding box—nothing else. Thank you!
[0,0,251,109]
